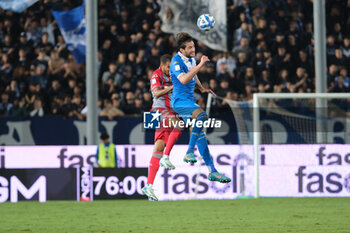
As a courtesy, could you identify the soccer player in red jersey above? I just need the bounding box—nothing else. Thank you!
[142,54,183,201]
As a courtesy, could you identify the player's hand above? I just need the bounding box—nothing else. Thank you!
[201,88,216,97]
[200,55,210,65]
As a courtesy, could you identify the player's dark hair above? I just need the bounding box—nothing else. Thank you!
[175,32,193,50]
[160,54,172,64]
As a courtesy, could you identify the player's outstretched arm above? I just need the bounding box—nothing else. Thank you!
[196,76,216,96]
[153,86,173,98]
[178,55,209,85]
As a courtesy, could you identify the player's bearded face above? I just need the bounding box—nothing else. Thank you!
[182,41,195,58]
[161,61,171,76]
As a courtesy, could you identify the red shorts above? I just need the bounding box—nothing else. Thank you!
[154,108,176,144]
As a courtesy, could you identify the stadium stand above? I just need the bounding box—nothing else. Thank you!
[1,0,350,118]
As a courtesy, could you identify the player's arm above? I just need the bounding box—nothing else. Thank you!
[150,72,173,98]
[177,56,209,85]
[153,86,173,98]
[196,76,216,96]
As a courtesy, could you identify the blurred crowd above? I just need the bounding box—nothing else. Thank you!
[1,0,350,118]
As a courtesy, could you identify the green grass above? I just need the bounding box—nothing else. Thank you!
[0,198,349,233]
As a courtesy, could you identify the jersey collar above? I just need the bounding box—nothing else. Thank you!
[178,51,191,63]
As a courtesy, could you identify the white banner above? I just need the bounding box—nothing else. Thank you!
[2,144,350,198]
[260,144,350,166]
[260,166,350,197]
[160,0,227,51]
[0,145,254,169]
[153,167,241,200]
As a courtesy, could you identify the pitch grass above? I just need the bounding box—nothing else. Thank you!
[1,198,349,233]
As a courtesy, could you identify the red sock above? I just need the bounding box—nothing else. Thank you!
[164,128,182,156]
[147,152,162,185]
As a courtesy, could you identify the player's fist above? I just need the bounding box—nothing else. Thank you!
[200,55,210,64]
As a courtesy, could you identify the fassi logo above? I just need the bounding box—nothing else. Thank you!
[316,147,350,165]
[57,148,95,168]
[295,166,350,194]
[57,147,134,168]
[160,167,238,195]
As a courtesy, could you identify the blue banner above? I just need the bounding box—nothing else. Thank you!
[51,3,86,64]
[0,115,349,145]
[0,116,237,145]
[0,0,38,13]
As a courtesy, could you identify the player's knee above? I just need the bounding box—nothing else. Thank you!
[196,112,208,122]
[198,131,206,141]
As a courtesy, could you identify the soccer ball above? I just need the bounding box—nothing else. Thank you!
[197,14,215,31]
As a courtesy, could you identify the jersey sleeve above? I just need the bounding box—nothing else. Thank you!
[171,59,186,80]
[150,72,161,91]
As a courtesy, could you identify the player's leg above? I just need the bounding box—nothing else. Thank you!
[184,108,207,164]
[196,131,231,183]
[159,124,176,170]
[163,116,183,158]
[142,139,165,201]
[155,110,177,169]
[189,109,231,183]
[172,100,203,164]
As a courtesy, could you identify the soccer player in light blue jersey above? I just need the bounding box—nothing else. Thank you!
[170,32,231,183]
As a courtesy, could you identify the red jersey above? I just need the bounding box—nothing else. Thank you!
[150,67,172,110]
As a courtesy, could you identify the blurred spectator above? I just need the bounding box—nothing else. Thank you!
[24,19,41,46]
[274,69,290,93]
[10,97,29,117]
[111,97,125,116]
[6,79,20,102]
[0,92,13,116]
[29,65,48,89]
[272,45,292,76]
[48,50,65,79]
[134,95,144,115]
[289,67,310,93]
[233,22,251,47]
[1,53,13,82]
[122,91,138,115]
[65,95,84,120]
[244,67,257,89]
[147,45,161,69]
[233,36,253,61]
[102,62,123,87]
[341,37,350,60]
[29,98,44,117]
[143,92,153,111]
[235,52,248,76]
[330,75,350,93]
[100,98,124,120]
[258,70,273,93]
[37,33,54,54]
[17,48,30,70]
[217,79,231,98]
[81,98,102,118]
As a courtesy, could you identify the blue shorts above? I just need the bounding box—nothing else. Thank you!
[172,99,201,122]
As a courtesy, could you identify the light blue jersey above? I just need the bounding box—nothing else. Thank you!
[170,52,197,103]
[170,52,200,120]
